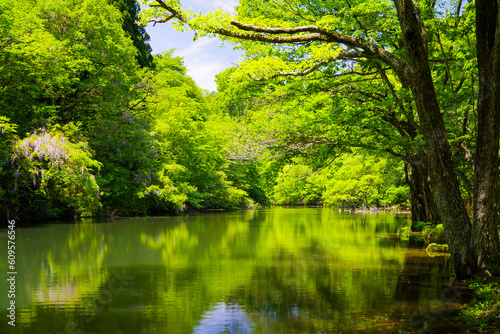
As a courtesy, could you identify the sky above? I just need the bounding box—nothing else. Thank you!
[144,0,242,92]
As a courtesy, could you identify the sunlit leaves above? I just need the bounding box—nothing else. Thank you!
[272,163,322,205]
[137,53,253,210]
[272,154,409,208]
[0,0,139,132]
[0,116,17,158]
[322,154,408,208]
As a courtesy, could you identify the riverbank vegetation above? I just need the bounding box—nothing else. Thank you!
[459,277,500,332]
[0,0,262,219]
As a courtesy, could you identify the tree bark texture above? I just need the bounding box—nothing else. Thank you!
[394,0,476,278]
[405,162,440,225]
[473,0,500,274]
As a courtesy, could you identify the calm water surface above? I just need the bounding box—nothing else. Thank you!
[0,208,458,333]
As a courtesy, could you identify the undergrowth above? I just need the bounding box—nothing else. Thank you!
[459,277,500,332]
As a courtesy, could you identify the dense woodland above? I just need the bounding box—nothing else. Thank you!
[0,0,410,221]
[1,0,500,280]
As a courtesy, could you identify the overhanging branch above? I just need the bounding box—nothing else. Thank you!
[152,0,408,84]
[248,50,371,81]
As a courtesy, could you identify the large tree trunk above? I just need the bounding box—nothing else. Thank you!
[394,0,477,278]
[405,162,440,225]
[473,0,500,274]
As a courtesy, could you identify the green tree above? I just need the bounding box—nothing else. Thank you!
[322,154,408,208]
[270,154,409,208]
[0,117,18,217]
[0,0,139,133]
[213,58,441,221]
[0,0,142,219]
[272,163,322,205]
[141,0,500,278]
[134,52,254,210]
[108,0,154,68]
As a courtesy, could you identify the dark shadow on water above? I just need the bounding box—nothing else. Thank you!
[394,237,473,334]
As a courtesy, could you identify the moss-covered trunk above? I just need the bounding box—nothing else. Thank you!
[394,0,477,278]
[473,0,500,274]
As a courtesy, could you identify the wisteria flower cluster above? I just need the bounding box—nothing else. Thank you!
[11,128,102,216]
[12,129,68,165]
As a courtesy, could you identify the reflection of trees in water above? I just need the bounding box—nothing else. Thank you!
[228,248,403,333]
[229,238,457,333]
[0,210,462,334]
[391,237,458,333]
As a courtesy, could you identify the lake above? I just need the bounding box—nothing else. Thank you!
[0,208,461,333]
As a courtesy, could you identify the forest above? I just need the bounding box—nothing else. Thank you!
[0,0,410,221]
[1,0,500,278]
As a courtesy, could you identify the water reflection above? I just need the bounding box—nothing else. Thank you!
[194,303,252,334]
[0,208,458,333]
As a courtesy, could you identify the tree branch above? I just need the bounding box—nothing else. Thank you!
[345,0,370,36]
[148,14,175,26]
[376,63,421,137]
[153,0,408,84]
[154,0,189,23]
[248,50,372,81]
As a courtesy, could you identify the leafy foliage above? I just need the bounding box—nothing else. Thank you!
[0,0,480,231]
[137,52,255,211]
[108,0,154,68]
[272,163,321,205]
[10,126,101,218]
[460,279,500,331]
[0,0,139,133]
[422,224,447,244]
[271,153,409,208]
[146,0,478,218]
[323,154,409,208]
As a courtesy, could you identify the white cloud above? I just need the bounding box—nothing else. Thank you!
[177,38,228,91]
[184,60,227,92]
